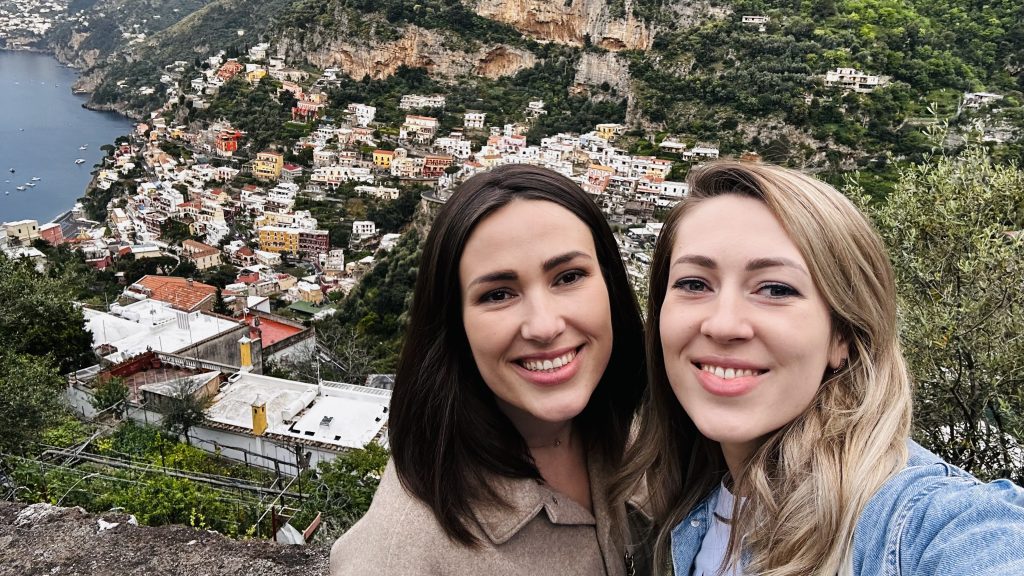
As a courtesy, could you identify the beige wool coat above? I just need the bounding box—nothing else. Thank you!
[330,451,649,576]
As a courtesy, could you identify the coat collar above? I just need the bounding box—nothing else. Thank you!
[471,449,609,546]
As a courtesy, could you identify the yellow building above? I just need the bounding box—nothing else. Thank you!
[595,123,624,140]
[257,226,299,254]
[246,69,268,84]
[372,149,395,169]
[252,150,284,181]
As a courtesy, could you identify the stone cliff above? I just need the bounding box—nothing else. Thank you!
[469,0,652,51]
[281,26,537,80]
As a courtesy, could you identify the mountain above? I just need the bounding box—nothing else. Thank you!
[42,0,1024,165]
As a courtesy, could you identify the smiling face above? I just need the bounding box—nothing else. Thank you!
[659,194,846,474]
[459,199,613,438]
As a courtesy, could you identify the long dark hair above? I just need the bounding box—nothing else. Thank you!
[388,164,646,545]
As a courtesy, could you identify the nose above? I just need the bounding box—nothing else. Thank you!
[700,290,754,342]
[520,293,566,343]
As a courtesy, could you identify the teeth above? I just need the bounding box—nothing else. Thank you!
[701,364,760,379]
[522,350,576,372]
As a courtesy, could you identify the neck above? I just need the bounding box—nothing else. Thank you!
[523,420,575,451]
[721,439,761,480]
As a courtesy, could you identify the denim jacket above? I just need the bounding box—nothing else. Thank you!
[671,441,1024,576]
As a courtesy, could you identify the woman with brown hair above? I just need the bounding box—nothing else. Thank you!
[331,164,649,575]
[616,160,1024,575]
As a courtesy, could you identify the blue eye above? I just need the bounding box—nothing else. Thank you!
[672,278,708,292]
[757,283,799,298]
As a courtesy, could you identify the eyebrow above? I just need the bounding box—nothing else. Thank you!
[543,250,590,272]
[467,251,592,288]
[672,255,809,276]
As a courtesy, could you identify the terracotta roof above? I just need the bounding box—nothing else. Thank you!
[182,239,220,258]
[133,275,217,312]
[245,315,304,346]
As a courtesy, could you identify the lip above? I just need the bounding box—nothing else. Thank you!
[515,346,580,362]
[692,357,767,398]
[512,345,584,387]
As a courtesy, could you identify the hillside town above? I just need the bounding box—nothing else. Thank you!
[3,1,1024,554]
[0,36,717,496]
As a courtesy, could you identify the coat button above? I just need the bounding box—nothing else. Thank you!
[690,520,701,527]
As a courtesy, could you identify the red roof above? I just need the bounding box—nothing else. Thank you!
[246,315,304,347]
[133,275,217,312]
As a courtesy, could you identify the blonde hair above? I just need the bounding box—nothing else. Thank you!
[613,160,912,575]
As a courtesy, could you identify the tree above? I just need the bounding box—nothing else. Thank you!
[298,442,389,539]
[91,377,130,419]
[159,378,212,446]
[0,254,93,373]
[853,148,1024,483]
[0,352,66,455]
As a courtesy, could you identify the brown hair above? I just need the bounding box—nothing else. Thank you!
[390,164,647,545]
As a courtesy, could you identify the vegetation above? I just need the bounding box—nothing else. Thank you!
[854,147,1024,483]
[317,228,423,377]
[91,377,130,419]
[0,254,94,374]
[158,379,214,445]
[292,441,389,539]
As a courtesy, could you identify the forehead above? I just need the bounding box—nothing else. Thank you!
[672,195,805,263]
[459,200,597,273]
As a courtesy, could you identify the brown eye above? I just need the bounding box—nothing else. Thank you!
[673,278,708,292]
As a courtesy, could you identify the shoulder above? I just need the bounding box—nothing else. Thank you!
[329,460,454,576]
[853,440,1024,576]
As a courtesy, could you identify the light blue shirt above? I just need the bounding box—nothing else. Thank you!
[671,441,1024,576]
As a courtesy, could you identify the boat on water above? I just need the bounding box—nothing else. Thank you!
[79,145,88,150]
[8,168,14,173]
[31,176,40,181]
[75,159,86,164]
[25,182,36,188]
[16,186,25,191]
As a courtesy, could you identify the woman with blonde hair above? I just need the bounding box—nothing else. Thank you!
[616,160,1024,575]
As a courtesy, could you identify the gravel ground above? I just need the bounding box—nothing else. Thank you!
[0,501,330,576]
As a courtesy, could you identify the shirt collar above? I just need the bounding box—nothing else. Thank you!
[471,451,604,545]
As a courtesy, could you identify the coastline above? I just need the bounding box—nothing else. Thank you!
[0,50,134,225]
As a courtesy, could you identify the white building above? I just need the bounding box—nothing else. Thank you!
[83,300,239,364]
[464,111,486,129]
[824,68,887,93]
[346,103,377,127]
[352,220,377,238]
[399,94,446,110]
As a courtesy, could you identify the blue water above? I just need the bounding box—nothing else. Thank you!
[0,50,134,223]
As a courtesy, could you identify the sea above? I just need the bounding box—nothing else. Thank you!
[0,50,134,224]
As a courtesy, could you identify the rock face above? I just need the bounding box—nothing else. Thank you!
[282,26,537,80]
[51,31,102,70]
[469,0,652,51]
[0,501,329,576]
[573,51,631,94]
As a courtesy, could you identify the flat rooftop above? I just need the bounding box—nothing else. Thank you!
[84,300,240,363]
[205,373,390,450]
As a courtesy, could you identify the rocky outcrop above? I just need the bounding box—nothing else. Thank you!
[282,26,537,80]
[572,51,631,95]
[50,31,103,70]
[469,0,652,51]
[0,501,329,576]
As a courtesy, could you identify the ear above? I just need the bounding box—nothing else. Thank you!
[828,331,849,370]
